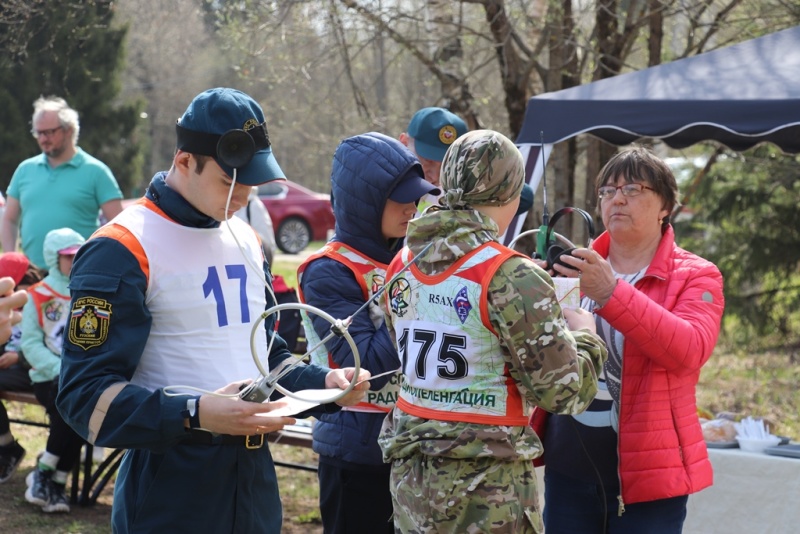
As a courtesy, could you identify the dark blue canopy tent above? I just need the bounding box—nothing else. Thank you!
[507,25,800,242]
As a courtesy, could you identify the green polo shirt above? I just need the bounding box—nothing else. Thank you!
[6,148,122,267]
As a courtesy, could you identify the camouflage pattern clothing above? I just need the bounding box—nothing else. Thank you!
[439,129,525,210]
[378,130,607,534]
[391,454,540,534]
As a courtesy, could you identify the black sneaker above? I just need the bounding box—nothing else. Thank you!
[25,467,51,507]
[42,479,70,513]
[0,440,26,483]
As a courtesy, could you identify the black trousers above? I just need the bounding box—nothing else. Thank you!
[33,380,85,472]
[318,461,394,534]
[0,363,32,435]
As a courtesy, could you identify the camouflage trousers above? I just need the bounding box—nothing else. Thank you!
[389,454,542,533]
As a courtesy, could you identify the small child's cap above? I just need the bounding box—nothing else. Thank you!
[43,228,86,270]
[389,169,440,203]
[407,107,468,162]
[176,88,284,186]
[58,245,82,256]
[0,252,30,285]
[440,130,525,209]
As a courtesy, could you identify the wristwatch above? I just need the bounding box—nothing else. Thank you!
[181,397,201,429]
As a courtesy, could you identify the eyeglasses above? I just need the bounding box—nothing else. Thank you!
[31,126,63,138]
[598,183,655,201]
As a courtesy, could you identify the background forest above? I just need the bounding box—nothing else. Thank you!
[1,0,798,349]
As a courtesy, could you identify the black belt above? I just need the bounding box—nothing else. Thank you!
[185,429,265,449]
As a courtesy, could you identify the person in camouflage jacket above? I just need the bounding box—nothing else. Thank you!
[378,129,608,534]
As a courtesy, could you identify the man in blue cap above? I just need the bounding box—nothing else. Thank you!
[400,107,468,188]
[400,107,533,216]
[57,88,368,533]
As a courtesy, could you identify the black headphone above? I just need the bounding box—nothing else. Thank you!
[542,207,596,270]
[175,121,271,169]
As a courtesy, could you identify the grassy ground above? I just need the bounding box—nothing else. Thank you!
[0,403,322,534]
[5,346,797,534]
[697,346,800,436]
[271,241,323,287]
[1,243,797,532]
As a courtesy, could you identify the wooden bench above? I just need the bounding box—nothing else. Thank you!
[0,390,125,506]
[1,390,317,505]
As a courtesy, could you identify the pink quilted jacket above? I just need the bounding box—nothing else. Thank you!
[533,226,725,506]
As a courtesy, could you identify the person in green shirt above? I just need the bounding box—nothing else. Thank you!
[2,96,123,268]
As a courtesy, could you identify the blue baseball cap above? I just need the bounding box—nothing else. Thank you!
[176,88,285,186]
[515,183,534,216]
[389,168,440,203]
[407,107,468,162]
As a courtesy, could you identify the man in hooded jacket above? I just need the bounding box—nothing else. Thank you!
[297,132,438,533]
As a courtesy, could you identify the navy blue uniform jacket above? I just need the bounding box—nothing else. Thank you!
[57,174,332,533]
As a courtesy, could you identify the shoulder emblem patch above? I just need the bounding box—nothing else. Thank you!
[68,297,112,350]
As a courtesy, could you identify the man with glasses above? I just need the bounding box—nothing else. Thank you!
[1,96,123,268]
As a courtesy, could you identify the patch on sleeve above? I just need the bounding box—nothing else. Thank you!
[701,291,714,303]
[68,297,113,350]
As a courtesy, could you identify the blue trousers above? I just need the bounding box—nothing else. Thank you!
[543,468,688,534]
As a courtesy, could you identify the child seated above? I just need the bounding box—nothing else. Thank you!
[0,252,45,483]
[21,228,86,513]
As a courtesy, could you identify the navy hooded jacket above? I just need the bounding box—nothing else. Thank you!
[300,132,423,468]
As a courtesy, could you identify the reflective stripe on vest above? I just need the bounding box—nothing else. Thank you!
[297,242,398,412]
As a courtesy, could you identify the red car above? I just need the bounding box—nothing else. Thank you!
[257,180,335,254]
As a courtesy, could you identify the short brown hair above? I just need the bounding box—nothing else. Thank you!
[595,145,679,219]
[19,265,46,287]
[193,154,211,174]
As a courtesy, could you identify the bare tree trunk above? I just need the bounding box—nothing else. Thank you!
[648,0,664,67]
[585,0,648,236]
[478,0,528,136]
[328,0,373,120]
[543,0,580,238]
[374,28,388,118]
[375,0,388,118]
[426,1,478,126]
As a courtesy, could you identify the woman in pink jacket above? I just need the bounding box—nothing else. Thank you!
[533,145,725,533]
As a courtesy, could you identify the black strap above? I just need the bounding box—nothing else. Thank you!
[175,122,271,157]
[185,429,264,448]
[545,206,596,245]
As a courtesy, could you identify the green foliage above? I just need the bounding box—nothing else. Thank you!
[271,241,325,288]
[680,146,800,348]
[0,0,145,196]
[295,509,323,524]
[698,347,800,438]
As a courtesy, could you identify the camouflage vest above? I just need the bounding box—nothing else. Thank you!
[297,242,398,413]
[385,242,531,426]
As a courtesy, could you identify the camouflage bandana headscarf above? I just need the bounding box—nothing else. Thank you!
[440,129,525,209]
